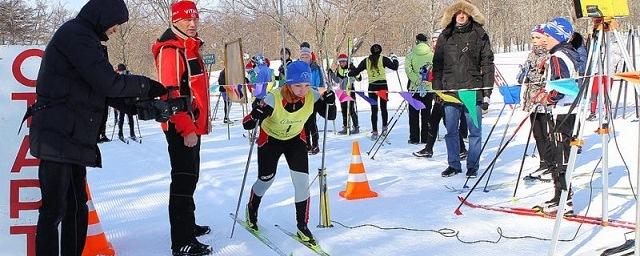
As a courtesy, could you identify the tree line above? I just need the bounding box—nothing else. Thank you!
[2,0,640,79]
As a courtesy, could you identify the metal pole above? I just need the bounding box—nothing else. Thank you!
[230,121,260,238]
[548,26,604,256]
[600,31,611,225]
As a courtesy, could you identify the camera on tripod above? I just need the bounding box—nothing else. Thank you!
[136,86,190,122]
[573,0,629,19]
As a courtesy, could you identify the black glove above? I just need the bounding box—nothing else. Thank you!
[250,101,272,121]
[147,78,168,98]
[322,90,336,103]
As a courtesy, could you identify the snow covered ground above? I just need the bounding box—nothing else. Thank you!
[90,52,640,255]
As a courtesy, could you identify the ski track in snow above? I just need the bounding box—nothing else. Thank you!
[89,52,640,255]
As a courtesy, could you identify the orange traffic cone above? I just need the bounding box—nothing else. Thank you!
[339,140,378,200]
[82,182,115,256]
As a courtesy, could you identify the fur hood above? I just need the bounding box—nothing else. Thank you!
[439,0,485,28]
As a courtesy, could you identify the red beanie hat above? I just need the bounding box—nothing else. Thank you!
[171,0,199,23]
[337,53,348,62]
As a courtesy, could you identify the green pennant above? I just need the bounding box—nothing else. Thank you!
[458,90,479,129]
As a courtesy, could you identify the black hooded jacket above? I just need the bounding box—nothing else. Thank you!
[432,20,494,100]
[29,0,152,167]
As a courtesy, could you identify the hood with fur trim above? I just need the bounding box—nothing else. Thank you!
[439,0,485,28]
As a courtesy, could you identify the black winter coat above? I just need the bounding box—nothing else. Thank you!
[433,21,494,100]
[30,0,152,167]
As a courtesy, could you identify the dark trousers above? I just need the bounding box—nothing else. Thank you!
[36,160,88,256]
[424,102,466,152]
[408,93,433,143]
[341,93,359,128]
[98,107,108,138]
[165,123,201,249]
[118,111,135,137]
[547,114,576,200]
[369,83,389,132]
[530,112,553,168]
[304,111,319,148]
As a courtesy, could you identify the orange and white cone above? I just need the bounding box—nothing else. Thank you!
[82,182,115,256]
[339,140,378,200]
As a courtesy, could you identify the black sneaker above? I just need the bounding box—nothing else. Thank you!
[441,167,462,177]
[337,127,348,135]
[97,135,110,143]
[296,225,316,245]
[466,169,477,178]
[172,240,212,256]
[413,148,433,158]
[459,150,468,160]
[350,126,360,134]
[194,225,210,237]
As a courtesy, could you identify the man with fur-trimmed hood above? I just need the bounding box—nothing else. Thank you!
[432,0,494,178]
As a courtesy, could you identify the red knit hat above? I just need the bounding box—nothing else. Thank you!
[337,53,348,62]
[171,0,199,23]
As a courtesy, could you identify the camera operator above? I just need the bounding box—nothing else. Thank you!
[28,0,167,255]
[150,1,212,255]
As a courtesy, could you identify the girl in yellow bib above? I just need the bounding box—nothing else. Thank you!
[242,60,335,245]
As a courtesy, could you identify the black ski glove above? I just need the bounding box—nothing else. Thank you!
[250,101,273,121]
[322,90,336,103]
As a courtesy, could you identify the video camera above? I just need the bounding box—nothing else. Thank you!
[573,0,629,19]
[135,86,190,123]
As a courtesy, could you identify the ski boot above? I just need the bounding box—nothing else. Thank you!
[381,125,388,135]
[172,239,212,256]
[245,204,259,231]
[97,134,110,143]
[296,225,316,245]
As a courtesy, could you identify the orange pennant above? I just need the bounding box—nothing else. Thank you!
[614,72,640,84]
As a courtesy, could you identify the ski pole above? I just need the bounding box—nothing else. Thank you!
[454,114,530,215]
[134,114,142,142]
[461,103,506,189]
[318,103,333,228]
[230,120,260,238]
[212,93,222,120]
[370,103,408,160]
[476,106,516,187]
[509,111,537,196]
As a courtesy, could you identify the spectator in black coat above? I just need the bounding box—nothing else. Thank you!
[432,0,494,178]
[29,0,166,255]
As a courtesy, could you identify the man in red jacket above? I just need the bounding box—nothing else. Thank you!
[151,1,211,255]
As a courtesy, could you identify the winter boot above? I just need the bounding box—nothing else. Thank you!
[413,148,433,158]
[441,167,462,177]
[466,169,478,178]
[172,239,212,256]
[337,126,348,135]
[194,225,211,237]
[350,126,360,134]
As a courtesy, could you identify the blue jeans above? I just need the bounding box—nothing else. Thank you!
[443,103,482,171]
